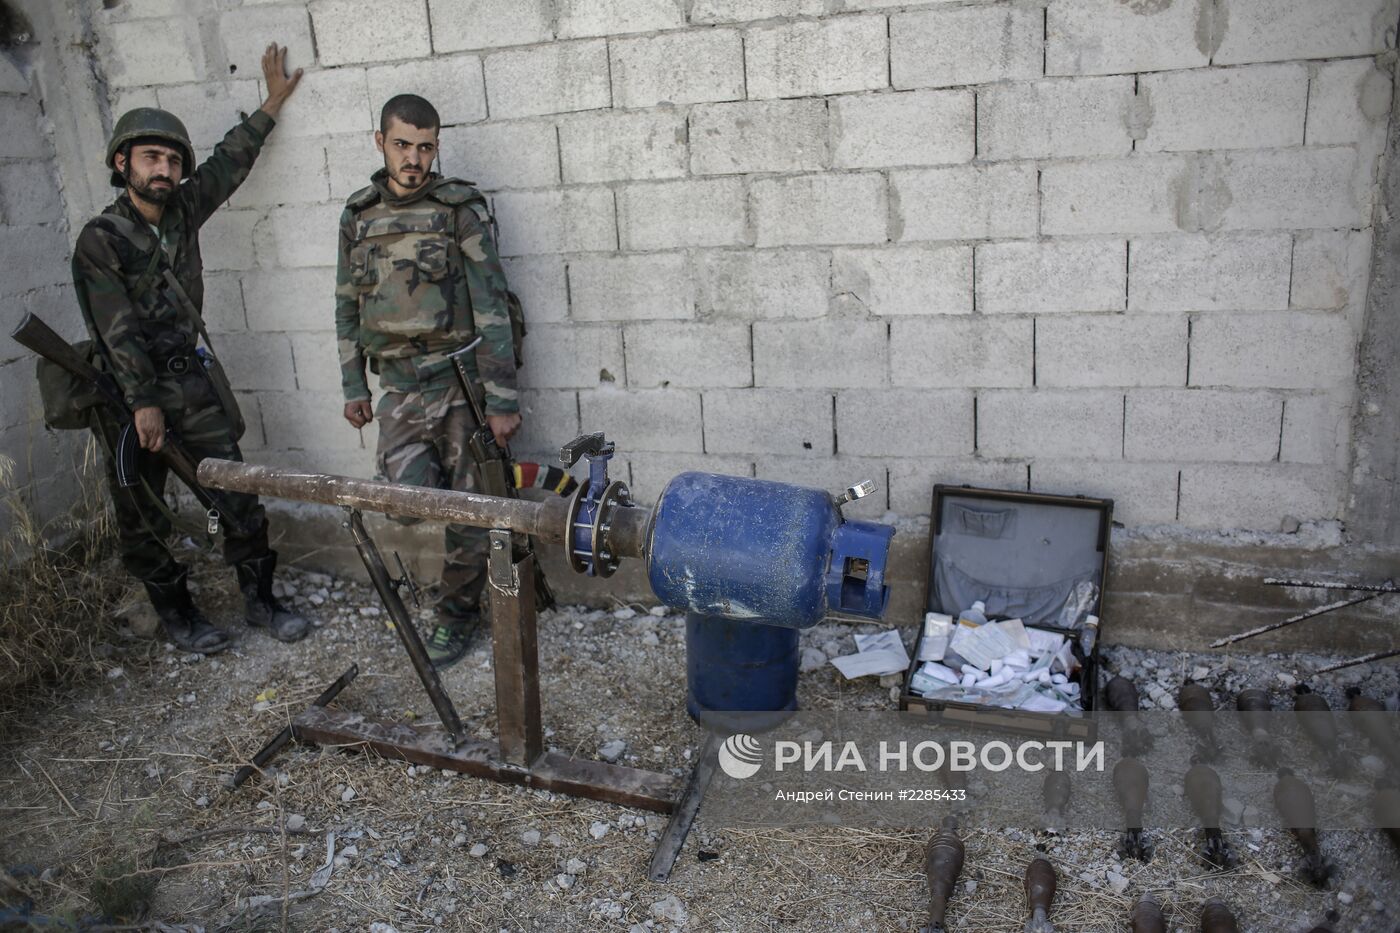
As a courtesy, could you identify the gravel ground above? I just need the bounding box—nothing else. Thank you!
[3,540,1399,932]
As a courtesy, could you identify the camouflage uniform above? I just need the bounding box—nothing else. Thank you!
[335,170,518,620]
[73,111,276,586]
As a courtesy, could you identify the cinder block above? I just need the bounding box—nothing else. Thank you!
[229,136,331,209]
[1281,392,1351,466]
[1307,58,1393,148]
[753,455,889,518]
[889,318,1033,388]
[579,387,703,452]
[624,322,751,388]
[1036,314,1187,388]
[745,16,888,99]
[310,0,430,66]
[514,389,581,458]
[484,41,612,119]
[1139,64,1307,153]
[232,392,266,450]
[978,77,1135,161]
[976,239,1126,314]
[831,245,972,316]
[253,203,343,268]
[691,99,827,176]
[518,324,625,388]
[366,56,486,127]
[1045,0,1209,76]
[0,357,36,429]
[20,286,82,339]
[610,29,744,109]
[439,120,560,190]
[892,164,1037,241]
[1030,461,1180,525]
[1190,311,1357,390]
[219,6,314,77]
[99,18,201,87]
[977,390,1124,459]
[891,6,1042,89]
[753,319,887,388]
[1129,233,1291,312]
[617,178,747,250]
[837,388,973,457]
[0,162,63,224]
[243,267,338,332]
[1216,149,1364,231]
[111,87,159,120]
[831,90,974,170]
[690,0,823,23]
[1291,229,1373,313]
[326,135,377,200]
[560,110,687,183]
[1125,388,1280,461]
[272,68,373,139]
[197,209,258,272]
[201,272,247,334]
[1213,0,1397,65]
[695,249,829,319]
[559,0,685,38]
[626,452,752,505]
[428,0,552,52]
[0,96,47,159]
[888,457,1030,514]
[491,188,617,256]
[288,332,341,392]
[216,333,296,391]
[1177,464,1341,530]
[1040,155,1189,236]
[157,81,264,150]
[260,390,366,450]
[752,173,887,247]
[568,253,692,321]
[702,388,833,456]
[503,256,569,324]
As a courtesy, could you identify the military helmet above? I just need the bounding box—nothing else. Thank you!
[105,107,194,187]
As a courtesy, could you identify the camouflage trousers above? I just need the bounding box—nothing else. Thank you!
[374,385,487,620]
[96,370,269,585]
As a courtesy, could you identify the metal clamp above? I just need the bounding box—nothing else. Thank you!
[560,432,628,577]
[833,479,877,511]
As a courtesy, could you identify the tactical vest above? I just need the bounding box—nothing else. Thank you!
[344,178,525,367]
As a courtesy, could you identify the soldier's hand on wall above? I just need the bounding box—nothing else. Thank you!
[258,43,303,118]
[487,413,521,447]
[344,400,373,429]
[134,406,166,452]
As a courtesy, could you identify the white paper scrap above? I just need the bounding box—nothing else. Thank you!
[1026,627,1066,657]
[831,648,910,679]
[997,618,1031,652]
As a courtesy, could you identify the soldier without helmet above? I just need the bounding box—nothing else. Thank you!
[71,45,307,654]
[335,95,521,670]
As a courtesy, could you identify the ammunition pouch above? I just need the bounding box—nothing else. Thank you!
[36,340,105,430]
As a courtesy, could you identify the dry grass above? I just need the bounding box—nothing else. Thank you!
[0,439,127,724]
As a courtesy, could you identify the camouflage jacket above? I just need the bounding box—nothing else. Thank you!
[334,171,518,415]
[72,110,275,412]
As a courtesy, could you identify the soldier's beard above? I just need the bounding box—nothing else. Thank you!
[126,167,175,205]
[393,165,426,189]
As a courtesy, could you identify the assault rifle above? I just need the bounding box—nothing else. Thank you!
[447,337,556,611]
[10,312,250,537]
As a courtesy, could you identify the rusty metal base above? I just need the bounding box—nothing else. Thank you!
[293,705,681,813]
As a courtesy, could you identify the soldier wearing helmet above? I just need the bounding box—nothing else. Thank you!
[71,44,305,655]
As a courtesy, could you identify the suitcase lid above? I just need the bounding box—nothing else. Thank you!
[927,484,1114,630]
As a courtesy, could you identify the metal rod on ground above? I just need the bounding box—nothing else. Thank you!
[1265,578,1400,593]
[648,732,721,883]
[1208,593,1384,649]
[229,663,360,789]
[345,508,465,746]
[1313,648,1400,675]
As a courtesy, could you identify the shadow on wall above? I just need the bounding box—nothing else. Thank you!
[0,1,30,46]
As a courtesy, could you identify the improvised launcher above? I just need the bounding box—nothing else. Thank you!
[10,312,249,537]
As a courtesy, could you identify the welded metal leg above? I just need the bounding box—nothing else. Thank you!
[488,528,544,767]
[346,508,465,745]
[229,663,360,790]
[648,731,721,882]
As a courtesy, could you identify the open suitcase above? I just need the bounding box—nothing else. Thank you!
[899,485,1114,741]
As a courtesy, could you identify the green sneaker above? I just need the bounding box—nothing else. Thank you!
[425,617,478,670]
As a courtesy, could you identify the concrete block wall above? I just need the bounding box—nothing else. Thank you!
[62,0,1398,538]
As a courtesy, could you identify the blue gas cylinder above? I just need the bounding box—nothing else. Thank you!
[646,472,895,722]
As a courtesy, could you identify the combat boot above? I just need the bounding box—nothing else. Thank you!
[144,570,229,654]
[426,594,480,670]
[235,553,311,643]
